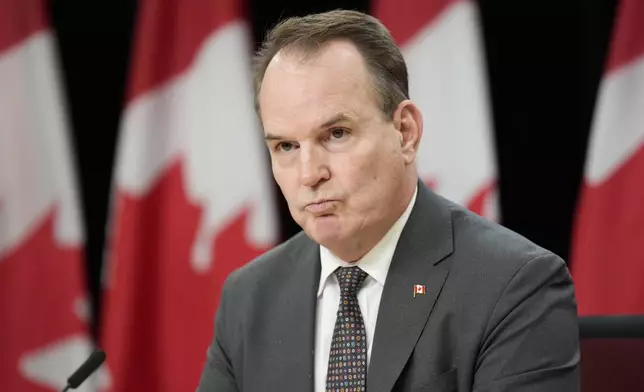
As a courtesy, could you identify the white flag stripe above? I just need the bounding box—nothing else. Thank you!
[0,5,99,390]
[101,3,278,389]
[115,21,276,271]
[0,31,84,258]
[402,1,496,211]
[585,56,644,184]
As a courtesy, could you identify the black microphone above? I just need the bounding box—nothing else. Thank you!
[61,349,106,391]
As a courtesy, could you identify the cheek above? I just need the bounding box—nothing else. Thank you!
[344,144,401,193]
[333,150,384,194]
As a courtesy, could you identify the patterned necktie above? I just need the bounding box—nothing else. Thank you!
[326,266,369,392]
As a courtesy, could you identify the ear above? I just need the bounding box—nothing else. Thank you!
[393,100,423,165]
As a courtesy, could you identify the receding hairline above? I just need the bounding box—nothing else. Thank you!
[257,39,390,119]
[252,9,410,120]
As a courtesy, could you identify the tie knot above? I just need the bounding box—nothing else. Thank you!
[334,266,368,297]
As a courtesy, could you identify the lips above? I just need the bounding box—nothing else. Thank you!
[305,200,337,214]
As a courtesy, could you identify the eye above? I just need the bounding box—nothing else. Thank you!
[329,128,346,139]
[276,142,294,152]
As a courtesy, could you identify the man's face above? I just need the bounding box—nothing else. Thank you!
[259,41,416,258]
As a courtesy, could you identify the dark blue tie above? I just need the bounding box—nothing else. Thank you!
[326,266,369,392]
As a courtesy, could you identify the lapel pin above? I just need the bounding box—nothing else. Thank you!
[413,284,426,298]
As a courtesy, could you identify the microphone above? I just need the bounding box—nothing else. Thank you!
[61,349,106,391]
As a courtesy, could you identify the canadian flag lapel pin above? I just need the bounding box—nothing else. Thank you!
[413,284,426,298]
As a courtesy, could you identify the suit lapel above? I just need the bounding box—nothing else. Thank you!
[367,183,455,392]
[269,235,320,391]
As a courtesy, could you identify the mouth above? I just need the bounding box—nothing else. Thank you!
[305,199,338,215]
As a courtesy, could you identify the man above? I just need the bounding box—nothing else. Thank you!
[197,9,579,392]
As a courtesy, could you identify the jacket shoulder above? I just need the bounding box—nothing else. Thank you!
[224,230,314,290]
[446,198,565,273]
[439,197,570,319]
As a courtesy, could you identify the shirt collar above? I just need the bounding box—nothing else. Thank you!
[317,185,418,297]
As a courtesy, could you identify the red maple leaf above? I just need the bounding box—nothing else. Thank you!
[0,207,88,391]
[101,158,272,392]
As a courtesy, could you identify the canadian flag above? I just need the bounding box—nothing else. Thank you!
[98,0,278,390]
[0,1,106,391]
[570,0,644,316]
[373,0,498,219]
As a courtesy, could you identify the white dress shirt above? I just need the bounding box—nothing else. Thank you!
[314,185,418,392]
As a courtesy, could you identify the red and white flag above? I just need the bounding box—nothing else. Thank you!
[570,0,644,316]
[373,0,498,219]
[0,1,105,391]
[99,0,278,390]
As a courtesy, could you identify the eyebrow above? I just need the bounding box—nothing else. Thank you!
[319,112,355,128]
[264,112,356,141]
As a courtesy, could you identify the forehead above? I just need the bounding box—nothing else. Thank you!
[258,41,380,132]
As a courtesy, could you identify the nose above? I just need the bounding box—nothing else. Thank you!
[299,143,330,188]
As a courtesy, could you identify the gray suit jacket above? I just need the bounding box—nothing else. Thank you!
[197,181,580,391]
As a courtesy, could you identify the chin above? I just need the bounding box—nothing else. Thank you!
[308,228,342,246]
[304,217,346,247]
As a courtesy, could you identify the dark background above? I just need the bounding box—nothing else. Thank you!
[47,0,618,336]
